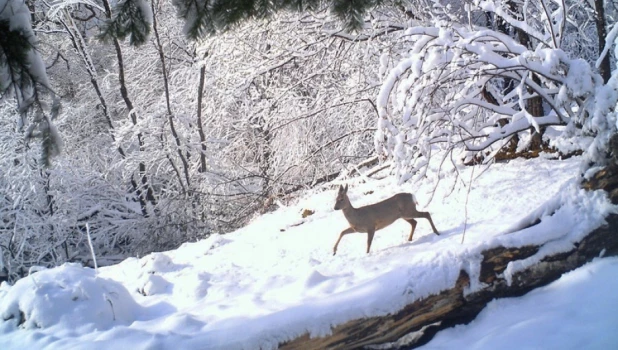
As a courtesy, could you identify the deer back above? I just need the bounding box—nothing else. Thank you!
[341,192,418,232]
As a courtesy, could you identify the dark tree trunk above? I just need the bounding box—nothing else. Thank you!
[488,0,547,157]
[59,15,127,158]
[151,0,191,190]
[196,61,208,173]
[527,73,547,152]
[516,22,547,152]
[593,0,611,84]
[101,0,157,215]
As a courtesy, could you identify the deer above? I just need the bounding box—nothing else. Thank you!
[333,185,440,255]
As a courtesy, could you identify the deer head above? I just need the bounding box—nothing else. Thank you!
[334,185,349,210]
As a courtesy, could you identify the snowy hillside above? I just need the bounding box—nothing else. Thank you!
[1,156,617,349]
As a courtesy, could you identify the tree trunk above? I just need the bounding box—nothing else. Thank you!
[59,13,127,158]
[593,0,611,84]
[516,22,546,153]
[151,0,191,190]
[196,60,208,173]
[101,0,157,215]
[280,165,618,349]
[490,0,547,157]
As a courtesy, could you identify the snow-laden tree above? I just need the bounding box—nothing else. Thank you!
[128,3,401,226]
[375,0,614,183]
[2,0,616,284]
[0,101,168,282]
[1,0,410,280]
[190,11,385,207]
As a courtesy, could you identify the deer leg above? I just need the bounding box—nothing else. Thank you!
[404,219,417,241]
[333,227,356,255]
[366,229,376,254]
[417,211,439,235]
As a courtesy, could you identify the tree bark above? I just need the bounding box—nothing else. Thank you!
[593,0,611,84]
[101,0,156,215]
[151,0,191,190]
[515,17,546,152]
[196,63,208,173]
[59,13,127,158]
[280,168,618,349]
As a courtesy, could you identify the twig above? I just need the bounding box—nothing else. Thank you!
[86,223,98,271]
[462,165,475,244]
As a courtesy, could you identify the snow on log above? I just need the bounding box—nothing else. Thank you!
[280,194,618,349]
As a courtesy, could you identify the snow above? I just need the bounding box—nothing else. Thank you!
[0,264,141,331]
[1,155,617,349]
[596,21,618,69]
[423,257,618,350]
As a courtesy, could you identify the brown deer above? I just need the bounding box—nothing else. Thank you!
[333,185,440,255]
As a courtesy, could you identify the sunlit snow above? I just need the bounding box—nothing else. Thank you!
[1,156,617,349]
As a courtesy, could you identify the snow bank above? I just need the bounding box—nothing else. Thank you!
[0,263,141,331]
[498,180,616,285]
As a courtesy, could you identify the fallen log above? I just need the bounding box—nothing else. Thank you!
[280,196,618,349]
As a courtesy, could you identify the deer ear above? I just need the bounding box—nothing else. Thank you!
[343,184,348,192]
[338,185,344,193]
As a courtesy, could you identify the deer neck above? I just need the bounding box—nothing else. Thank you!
[341,199,357,219]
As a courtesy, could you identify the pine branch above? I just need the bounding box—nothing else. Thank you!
[99,0,152,46]
[173,0,382,40]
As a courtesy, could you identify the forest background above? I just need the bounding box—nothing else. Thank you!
[0,0,616,283]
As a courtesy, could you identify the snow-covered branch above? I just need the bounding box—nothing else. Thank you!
[376,6,599,182]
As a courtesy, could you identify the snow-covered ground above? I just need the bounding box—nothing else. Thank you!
[421,256,618,350]
[1,156,617,349]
